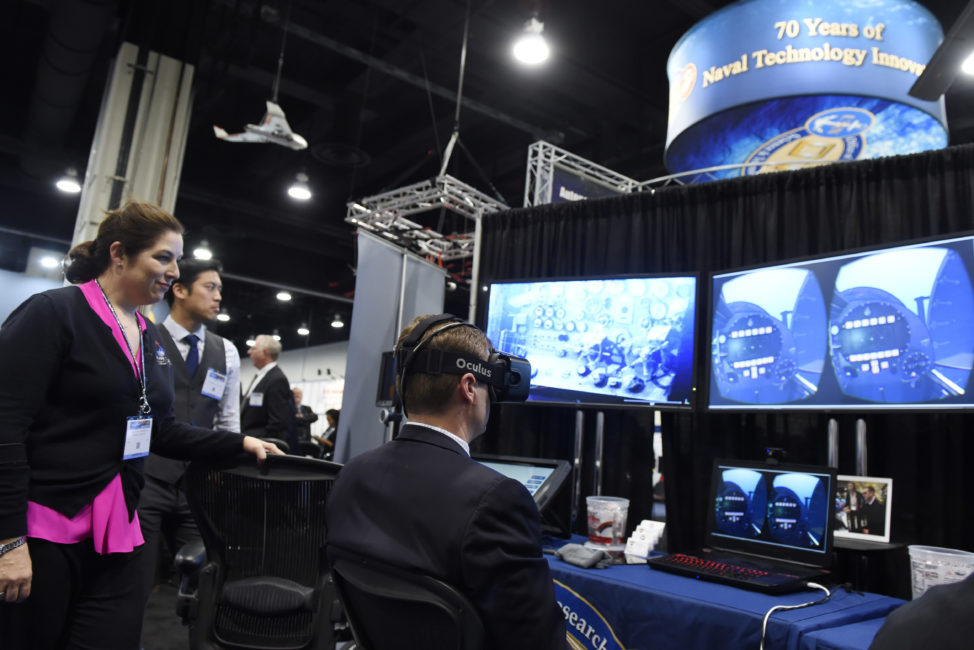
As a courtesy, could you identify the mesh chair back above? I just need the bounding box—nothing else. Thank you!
[329,547,485,650]
[186,454,342,649]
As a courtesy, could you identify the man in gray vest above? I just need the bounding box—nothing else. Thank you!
[138,257,241,605]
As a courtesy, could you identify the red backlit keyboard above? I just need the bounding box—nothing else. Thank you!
[647,552,814,594]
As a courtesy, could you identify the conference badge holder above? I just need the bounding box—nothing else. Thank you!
[123,416,152,460]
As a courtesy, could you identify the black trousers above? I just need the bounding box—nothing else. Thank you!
[137,474,201,602]
[0,538,145,649]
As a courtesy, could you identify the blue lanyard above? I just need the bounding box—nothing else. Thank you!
[95,280,151,415]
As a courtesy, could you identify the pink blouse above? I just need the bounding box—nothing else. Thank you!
[25,280,147,554]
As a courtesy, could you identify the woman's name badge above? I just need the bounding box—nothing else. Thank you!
[201,368,227,400]
[249,392,264,407]
[123,416,153,460]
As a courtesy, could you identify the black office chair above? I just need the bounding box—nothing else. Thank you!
[178,453,343,649]
[328,546,485,650]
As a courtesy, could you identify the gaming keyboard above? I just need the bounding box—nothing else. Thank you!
[646,553,815,594]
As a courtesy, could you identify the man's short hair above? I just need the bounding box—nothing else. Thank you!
[165,257,224,305]
[254,334,283,360]
[395,314,491,416]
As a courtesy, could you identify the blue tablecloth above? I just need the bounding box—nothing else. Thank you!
[547,556,904,650]
[799,617,888,650]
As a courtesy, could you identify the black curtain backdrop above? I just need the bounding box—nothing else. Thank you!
[472,144,974,563]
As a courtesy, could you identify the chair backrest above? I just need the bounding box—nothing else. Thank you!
[185,454,342,649]
[329,546,485,650]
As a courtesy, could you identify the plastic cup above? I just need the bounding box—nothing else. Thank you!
[586,496,630,545]
[908,545,974,599]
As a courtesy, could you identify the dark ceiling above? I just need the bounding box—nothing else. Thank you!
[2,0,973,353]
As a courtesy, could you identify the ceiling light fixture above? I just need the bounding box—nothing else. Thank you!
[276,291,292,301]
[331,313,344,328]
[246,337,256,347]
[216,311,231,322]
[287,172,312,200]
[297,324,310,336]
[963,50,974,75]
[193,240,213,260]
[39,256,61,269]
[272,329,282,342]
[512,17,550,66]
[55,167,82,194]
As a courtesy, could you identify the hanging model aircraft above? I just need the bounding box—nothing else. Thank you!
[213,100,308,150]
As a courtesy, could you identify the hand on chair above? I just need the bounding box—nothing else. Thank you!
[242,436,285,464]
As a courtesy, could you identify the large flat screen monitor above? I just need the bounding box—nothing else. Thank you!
[709,234,974,410]
[485,276,698,409]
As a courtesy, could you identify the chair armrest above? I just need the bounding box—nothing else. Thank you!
[175,539,207,575]
[261,437,291,454]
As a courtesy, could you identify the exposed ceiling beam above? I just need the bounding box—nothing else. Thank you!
[283,22,564,142]
[177,185,355,247]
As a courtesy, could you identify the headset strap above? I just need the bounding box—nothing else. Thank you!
[408,348,500,386]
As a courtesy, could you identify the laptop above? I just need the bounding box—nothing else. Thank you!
[647,458,837,594]
[472,453,571,513]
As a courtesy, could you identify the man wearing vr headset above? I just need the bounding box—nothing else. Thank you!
[325,314,566,649]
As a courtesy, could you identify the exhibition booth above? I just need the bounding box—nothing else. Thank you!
[472,143,974,596]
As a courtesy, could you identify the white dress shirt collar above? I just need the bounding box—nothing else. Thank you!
[162,315,206,345]
[406,421,470,456]
[251,360,278,386]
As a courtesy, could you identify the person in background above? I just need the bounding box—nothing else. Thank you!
[325,315,566,649]
[292,387,319,457]
[0,201,280,649]
[241,335,295,451]
[311,409,339,459]
[139,257,241,611]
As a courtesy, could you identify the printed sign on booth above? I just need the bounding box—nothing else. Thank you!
[554,580,626,650]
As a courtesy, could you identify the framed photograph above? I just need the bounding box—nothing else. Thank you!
[835,475,893,543]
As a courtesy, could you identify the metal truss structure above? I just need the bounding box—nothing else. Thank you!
[345,174,507,265]
[638,159,856,191]
[523,140,860,200]
[523,140,641,207]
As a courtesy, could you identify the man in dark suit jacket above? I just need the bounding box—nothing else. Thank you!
[292,387,320,456]
[326,315,566,650]
[871,573,974,649]
[860,485,886,536]
[240,334,295,450]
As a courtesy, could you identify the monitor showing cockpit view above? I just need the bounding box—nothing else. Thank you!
[485,276,697,408]
[709,234,974,410]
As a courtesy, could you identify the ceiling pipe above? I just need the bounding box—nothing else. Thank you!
[20,0,119,179]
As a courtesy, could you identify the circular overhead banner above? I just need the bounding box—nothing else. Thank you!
[665,0,948,180]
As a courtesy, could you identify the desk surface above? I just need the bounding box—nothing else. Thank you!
[799,618,887,650]
[547,556,903,650]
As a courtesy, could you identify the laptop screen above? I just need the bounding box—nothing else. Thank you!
[706,459,837,567]
[472,454,571,513]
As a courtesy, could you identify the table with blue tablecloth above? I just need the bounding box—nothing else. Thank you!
[546,555,903,650]
[798,617,887,650]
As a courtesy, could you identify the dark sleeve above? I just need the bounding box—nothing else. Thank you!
[301,407,318,424]
[151,415,243,461]
[460,478,567,650]
[0,295,67,538]
[263,376,293,436]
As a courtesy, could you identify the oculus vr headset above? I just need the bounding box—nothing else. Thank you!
[396,314,531,414]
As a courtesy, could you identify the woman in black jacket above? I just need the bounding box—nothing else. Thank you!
[0,201,280,649]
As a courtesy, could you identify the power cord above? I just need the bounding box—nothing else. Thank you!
[758,582,833,650]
